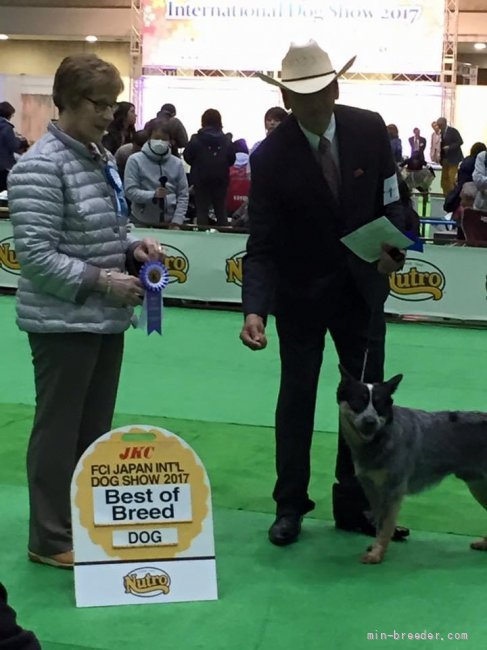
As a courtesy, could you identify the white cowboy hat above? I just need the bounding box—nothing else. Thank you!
[257,40,356,95]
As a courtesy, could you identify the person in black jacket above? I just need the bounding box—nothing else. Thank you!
[0,101,21,192]
[457,141,486,187]
[102,101,136,154]
[0,583,41,649]
[240,40,408,547]
[387,123,402,164]
[183,109,235,227]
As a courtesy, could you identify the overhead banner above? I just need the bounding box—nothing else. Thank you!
[1,220,485,322]
[142,0,444,74]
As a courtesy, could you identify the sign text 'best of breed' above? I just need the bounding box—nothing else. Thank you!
[71,425,218,607]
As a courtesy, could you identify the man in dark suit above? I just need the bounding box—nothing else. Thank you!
[240,40,409,546]
[408,128,426,161]
[436,117,464,196]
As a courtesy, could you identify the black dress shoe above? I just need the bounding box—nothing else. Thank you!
[268,514,303,546]
[335,511,410,541]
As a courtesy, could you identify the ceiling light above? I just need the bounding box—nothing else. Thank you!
[474,43,486,50]
[0,34,9,41]
[85,35,98,43]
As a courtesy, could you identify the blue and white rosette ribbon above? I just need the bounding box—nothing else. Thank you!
[104,163,129,220]
[138,260,169,335]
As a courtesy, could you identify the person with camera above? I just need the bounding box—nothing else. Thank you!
[0,101,22,191]
[124,120,189,229]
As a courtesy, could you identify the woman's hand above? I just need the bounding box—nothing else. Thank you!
[154,187,167,199]
[110,272,145,305]
[133,238,166,264]
[97,270,144,306]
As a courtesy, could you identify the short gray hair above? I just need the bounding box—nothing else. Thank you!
[53,54,123,112]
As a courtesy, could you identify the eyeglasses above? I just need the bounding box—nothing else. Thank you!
[84,97,118,114]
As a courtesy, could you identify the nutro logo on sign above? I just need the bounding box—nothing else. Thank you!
[226,250,245,286]
[123,567,171,598]
[162,244,189,283]
[389,258,445,302]
[0,237,20,276]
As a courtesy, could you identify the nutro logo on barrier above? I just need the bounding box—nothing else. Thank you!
[0,237,20,276]
[162,244,189,284]
[389,258,445,302]
[123,567,171,598]
[226,250,245,286]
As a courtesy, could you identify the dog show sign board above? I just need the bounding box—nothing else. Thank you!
[71,425,218,607]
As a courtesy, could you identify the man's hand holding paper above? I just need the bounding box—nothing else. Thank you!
[340,216,413,274]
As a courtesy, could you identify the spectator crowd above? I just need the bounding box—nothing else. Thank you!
[2,84,487,236]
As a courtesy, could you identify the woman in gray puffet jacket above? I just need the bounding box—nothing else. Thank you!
[8,54,164,570]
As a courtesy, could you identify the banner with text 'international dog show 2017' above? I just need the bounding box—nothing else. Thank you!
[142,0,444,74]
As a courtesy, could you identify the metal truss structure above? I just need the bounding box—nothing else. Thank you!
[132,0,459,120]
[130,0,144,117]
[139,67,442,82]
[441,0,459,122]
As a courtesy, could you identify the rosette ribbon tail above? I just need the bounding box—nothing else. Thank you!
[138,260,169,336]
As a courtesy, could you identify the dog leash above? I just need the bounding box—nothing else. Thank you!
[360,310,374,382]
[360,248,406,383]
[360,302,381,383]
[360,347,369,383]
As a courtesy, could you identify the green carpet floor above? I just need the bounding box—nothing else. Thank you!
[1,295,487,649]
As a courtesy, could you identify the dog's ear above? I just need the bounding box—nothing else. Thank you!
[385,374,403,394]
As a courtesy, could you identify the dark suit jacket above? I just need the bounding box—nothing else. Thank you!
[408,136,426,158]
[242,106,405,319]
[440,126,464,166]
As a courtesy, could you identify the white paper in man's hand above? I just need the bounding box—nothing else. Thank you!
[340,217,413,263]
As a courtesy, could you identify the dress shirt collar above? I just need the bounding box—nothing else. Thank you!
[298,113,336,151]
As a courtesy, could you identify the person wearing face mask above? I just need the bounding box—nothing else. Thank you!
[124,120,189,229]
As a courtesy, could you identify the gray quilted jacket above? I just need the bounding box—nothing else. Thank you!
[8,122,139,333]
